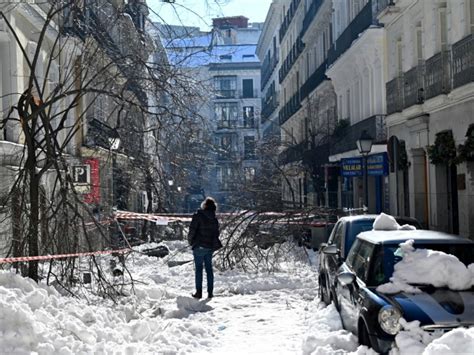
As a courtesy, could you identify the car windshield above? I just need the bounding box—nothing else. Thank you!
[371,243,474,286]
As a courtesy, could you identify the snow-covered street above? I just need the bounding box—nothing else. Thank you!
[0,241,473,354]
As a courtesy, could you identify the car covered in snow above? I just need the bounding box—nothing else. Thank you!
[326,228,474,353]
[318,214,421,305]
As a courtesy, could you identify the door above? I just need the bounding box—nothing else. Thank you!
[242,79,254,98]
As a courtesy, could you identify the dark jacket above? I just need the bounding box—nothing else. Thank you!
[187,209,222,251]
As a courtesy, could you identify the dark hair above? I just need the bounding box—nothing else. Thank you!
[201,197,217,211]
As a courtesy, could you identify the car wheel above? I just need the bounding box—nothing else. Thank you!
[319,276,331,305]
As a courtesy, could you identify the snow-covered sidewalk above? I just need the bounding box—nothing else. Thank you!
[0,240,473,354]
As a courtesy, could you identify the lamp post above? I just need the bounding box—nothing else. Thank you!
[356,130,373,209]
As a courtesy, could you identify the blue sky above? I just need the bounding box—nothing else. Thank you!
[149,0,273,30]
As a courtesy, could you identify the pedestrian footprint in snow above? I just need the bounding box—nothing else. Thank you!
[188,197,222,299]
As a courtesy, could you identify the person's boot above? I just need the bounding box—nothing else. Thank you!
[192,290,202,299]
[207,290,213,299]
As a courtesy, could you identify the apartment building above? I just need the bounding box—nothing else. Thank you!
[160,17,263,211]
[276,0,336,208]
[379,0,474,237]
[325,0,388,213]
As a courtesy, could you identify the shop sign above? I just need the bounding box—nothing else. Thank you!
[341,158,363,177]
[367,153,389,176]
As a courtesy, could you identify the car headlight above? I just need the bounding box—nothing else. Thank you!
[378,305,402,335]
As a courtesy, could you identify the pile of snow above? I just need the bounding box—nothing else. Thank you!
[373,213,416,231]
[1,239,473,354]
[377,239,474,294]
[394,319,474,355]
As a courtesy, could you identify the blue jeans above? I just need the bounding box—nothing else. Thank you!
[193,247,214,294]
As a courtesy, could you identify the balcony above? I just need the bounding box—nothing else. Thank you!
[279,0,302,42]
[300,0,324,38]
[240,89,260,99]
[217,151,239,161]
[403,64,425,108]
[279,37,305,83]
[425,50,451,100]
[216,120,238,129]
[261,93,279,122]
[215,90,237,99]
[279,141,307,165]
[327,0,373,66]
[261,52,279,89]
[279,91,301,126]
[452,34,473,89]
[330,115,386,155]
[386,76,404,115]
[300,60,328,100]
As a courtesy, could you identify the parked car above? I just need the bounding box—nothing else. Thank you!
[323,230,474,353]
[318,215,422,305]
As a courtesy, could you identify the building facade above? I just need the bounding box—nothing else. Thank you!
[160,17,263,211]
[325,0,388,213]
[379,0,474,236]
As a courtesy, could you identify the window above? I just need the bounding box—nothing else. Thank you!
[350,240,374,282]
[214,76,237,98]
[243,106,255,127]
[244,167,256,181]
[415,23,423,63]
[244,136,256,159]
[396,37,403,75]
[215,103,238,126]
[470,0,474,34]
[242,79,254,98]
[438,3,448,51]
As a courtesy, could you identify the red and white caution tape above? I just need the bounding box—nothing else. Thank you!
[0,248,131,264]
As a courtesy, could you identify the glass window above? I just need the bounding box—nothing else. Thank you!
[345,219,373,256]
[350,240,374,282]
[244,136,256,159]
[214,76,237,98]
[215,103,238,124]
[243,106,255,127]
[242,79,254,98]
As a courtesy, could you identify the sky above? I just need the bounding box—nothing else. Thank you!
[149,0,273,30]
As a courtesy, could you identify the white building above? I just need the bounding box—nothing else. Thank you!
[325,0,388,213]
[379,0,474,237]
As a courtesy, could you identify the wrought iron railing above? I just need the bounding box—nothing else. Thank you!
[300,60,328,100]
[279,140,307,165]
[452,34,473,89]
[279,0,302,42]
[261,92,279,122]
[403,64,425,108]
[216,120,238,129]
[327,0,373,66]
[386,76,404,114]
[215,90,237,99]
[300,0,324,37]
[261,52,279,89]
[330,115,386,155]
[279,36,305,83]
[279,91,301,126]
[425,50,451,100]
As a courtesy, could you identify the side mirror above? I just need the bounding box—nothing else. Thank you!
[337,271,356,286]
[322,244,339,255]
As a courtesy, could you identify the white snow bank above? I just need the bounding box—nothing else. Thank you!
[392,319,474,355]
[377,240,474,294]
[373,213,416,231]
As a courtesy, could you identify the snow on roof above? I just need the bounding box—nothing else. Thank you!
[166,44,259,67]
[376,239,474,294]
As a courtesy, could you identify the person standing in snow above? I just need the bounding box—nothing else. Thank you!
[188,197,222,299]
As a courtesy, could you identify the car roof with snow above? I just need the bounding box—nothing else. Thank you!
[357,229,473,245]
[338,214,420,225]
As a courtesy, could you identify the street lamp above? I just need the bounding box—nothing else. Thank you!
[356,130,373,209]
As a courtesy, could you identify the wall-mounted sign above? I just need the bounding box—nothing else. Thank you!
[367,153,389,176]
[71,165,91,193]
[341,158,363,177]
[83,158,100,204]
